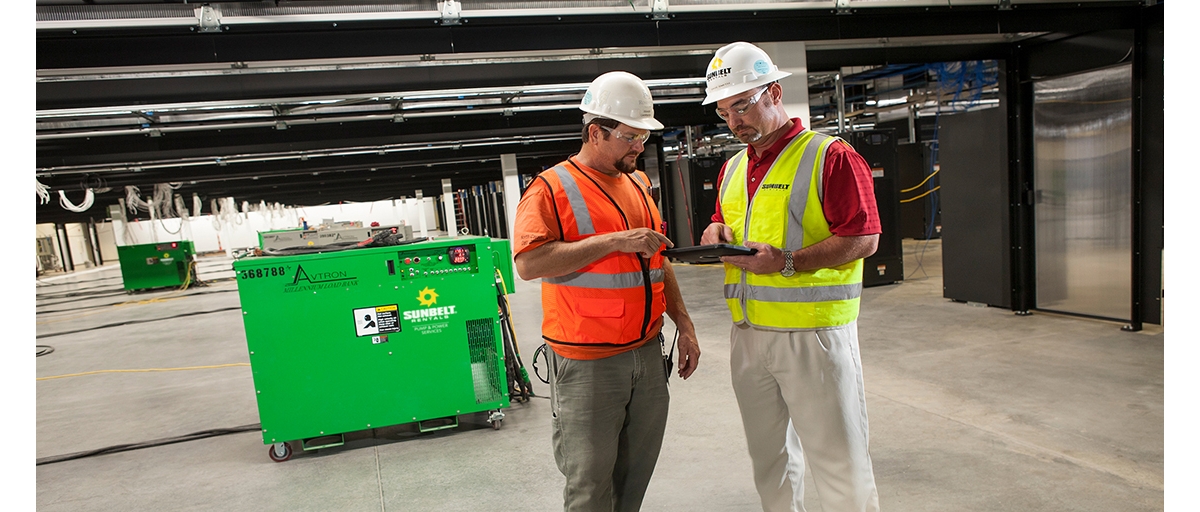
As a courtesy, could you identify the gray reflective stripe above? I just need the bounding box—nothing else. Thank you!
[551,165,594,235]
[718,151,745,204]
[630,171,649,189]
[785,132,831,251]
[545,269,664,288]
[816,135,839,204]
[721,149,749,315]
[724,282,862,302]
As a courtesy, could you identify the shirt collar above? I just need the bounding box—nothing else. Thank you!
[746,118,807,161]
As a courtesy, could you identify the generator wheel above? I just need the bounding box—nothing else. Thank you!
[492,419,502,430]
[268,442,292,463]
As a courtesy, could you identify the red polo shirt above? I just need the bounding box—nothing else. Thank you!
[711,119,881,237]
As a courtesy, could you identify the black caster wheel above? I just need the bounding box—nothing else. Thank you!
[268,442,292,462]
[487,410,505,430]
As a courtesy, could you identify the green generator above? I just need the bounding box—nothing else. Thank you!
[233,236,521,462]
[116,241,197,292]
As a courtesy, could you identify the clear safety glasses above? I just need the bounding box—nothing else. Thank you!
[715,87,769,121]
[599,125,651,145]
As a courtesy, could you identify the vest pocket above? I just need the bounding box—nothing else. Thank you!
[576,297,625,318]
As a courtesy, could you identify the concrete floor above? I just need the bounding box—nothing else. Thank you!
[35,239,1164,511]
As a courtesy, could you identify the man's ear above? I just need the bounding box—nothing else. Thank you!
[768,82,783,104]
[586,124,604,145]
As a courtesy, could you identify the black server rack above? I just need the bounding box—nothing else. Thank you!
[663,156,723,249]
[687,157,723,247]
[939,108,1011,308]
[448,181,508,238]
[840,129,904,287]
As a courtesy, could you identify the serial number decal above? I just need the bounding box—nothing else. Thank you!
[238,266,287,280]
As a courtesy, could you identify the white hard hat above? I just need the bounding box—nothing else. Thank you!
[701,42,792,105]
[579,71,664,131]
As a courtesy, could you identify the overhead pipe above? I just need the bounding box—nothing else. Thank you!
[36,1,1136,31]
[36,132,582,178]
[38,77,706,119]
[36,96,703,140]
[37,35,1032,85]
[37,47,720,83]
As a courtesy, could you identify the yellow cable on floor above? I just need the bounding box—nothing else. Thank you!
[37,363,250,381]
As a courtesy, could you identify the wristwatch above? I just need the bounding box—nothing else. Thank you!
[780,250,795,277]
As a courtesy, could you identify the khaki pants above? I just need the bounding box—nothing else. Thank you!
[730,322,880,512]
[549,340,671,512]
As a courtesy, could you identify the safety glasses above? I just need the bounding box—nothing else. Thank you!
[599,125,651,145]
[715,87,769,121]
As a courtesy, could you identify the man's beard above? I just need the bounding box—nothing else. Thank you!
[734,128,763,144]
[614,153,638,174]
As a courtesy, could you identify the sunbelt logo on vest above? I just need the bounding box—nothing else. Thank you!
[403,286,458,322]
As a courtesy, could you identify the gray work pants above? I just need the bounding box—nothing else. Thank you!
[548,339,671,512]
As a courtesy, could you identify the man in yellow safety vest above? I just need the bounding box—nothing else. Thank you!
[699,41,883,512]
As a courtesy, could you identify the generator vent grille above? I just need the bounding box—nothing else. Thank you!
[466,318,502,404]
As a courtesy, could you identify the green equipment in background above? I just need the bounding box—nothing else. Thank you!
[233,236,530,462]
[116,241,197,292]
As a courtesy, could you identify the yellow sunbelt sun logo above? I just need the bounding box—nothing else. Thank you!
[417,286,438,307]
[404,286,457,322]
[707,58,731,81]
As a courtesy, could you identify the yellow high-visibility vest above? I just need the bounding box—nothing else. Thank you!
[719,130,864,329]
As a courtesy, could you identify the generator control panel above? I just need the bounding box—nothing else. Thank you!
[391,244,478,279]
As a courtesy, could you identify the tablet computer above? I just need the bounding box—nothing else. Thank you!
[661,244,757,264]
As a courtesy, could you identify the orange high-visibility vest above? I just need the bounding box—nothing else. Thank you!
[536,161,667,348]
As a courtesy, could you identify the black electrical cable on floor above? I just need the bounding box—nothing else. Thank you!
[36,306,242,340]
[36,345,55,357]
[36,274,124,288]
[36,287,129,301]
[37,288,240,315]
[35,273,237,306]
[35,267,233,297]
[35,423,262,466]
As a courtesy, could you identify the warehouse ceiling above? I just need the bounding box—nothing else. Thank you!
[35,0,1144,225]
